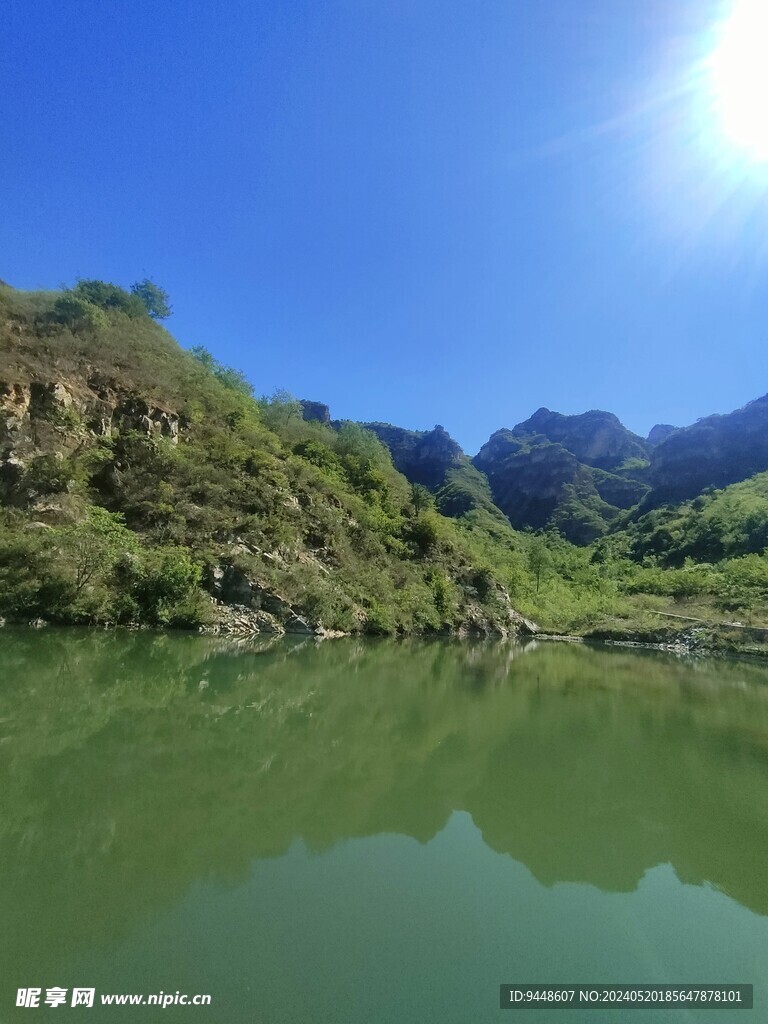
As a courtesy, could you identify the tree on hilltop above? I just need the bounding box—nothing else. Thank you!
[131,278,172,320]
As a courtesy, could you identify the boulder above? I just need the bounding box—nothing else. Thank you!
[29,381,74,417]
[284,615,314,634]
[205,603,286,637]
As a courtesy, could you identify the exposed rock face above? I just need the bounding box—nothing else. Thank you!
[452,576,540,638]
[0,384,32,444]
[209,564,294,617]
[511,407,648,470]
[205,601,286,637]
[0,384,34,487]
[208,563,339,636]
[299,399,330,424]
[647,394,768,506]
[0,379,182,495]
[111,397,180,440]
[29,382,73,416]
[647,423,677,446]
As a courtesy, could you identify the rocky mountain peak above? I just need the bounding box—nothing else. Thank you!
[647,423,677,446]
[511,407,647,471]
[363,422,464,490]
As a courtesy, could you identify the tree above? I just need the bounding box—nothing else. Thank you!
[53,278,148,329]
[131,278,172,319]
[55,507,138,595]
[129,547,202,622]
[262,389,303,427]
[410,482,432,514]
[527,534,552,593]
[190,344,215,370]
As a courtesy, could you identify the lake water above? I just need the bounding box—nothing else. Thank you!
[1,629,767,1022]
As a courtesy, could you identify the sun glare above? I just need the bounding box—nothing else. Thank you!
[708,0,768,162]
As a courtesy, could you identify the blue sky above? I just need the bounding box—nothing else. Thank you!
[3,0,767,453]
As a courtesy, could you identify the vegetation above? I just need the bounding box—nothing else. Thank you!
[131,278,172,320]
[0,281,522,634]
[3,277,768,645]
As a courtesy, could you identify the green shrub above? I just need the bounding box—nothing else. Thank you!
[128,547,202,623]
[52,294,110,332]
[70,279,146,317]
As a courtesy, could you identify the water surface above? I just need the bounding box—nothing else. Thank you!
[1,630,767,1022]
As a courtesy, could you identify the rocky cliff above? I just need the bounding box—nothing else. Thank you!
[475,394,768,533]
[363,423,464,490]
[299,399,330,423]
[360,404,669,543]
[0,378,181,504]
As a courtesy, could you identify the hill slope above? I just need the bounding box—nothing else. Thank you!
[0,280,537,637]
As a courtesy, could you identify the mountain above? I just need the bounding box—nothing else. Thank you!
[361,411,652,544]
[320,397,768,549]
[472,413,650,543]
[511,407,649,469]
[362,422,506,520]
[646,394,768,507]
[625,469,768,567]
[362,423,464,490]
[472,397,768,541]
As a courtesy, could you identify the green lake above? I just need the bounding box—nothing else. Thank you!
[1,629,768,1022]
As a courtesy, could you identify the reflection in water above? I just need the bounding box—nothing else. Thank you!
[1,630,767,1020]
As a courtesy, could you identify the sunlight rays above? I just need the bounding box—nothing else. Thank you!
[707,0,768,163]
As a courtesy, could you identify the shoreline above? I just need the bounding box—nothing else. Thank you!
[3,616,768,662]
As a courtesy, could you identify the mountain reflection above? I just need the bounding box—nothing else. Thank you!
[1,629,768,974]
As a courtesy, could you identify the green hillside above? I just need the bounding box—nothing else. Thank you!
[624,472,768,565]
[0,281,537,635]
[3,278,768,648]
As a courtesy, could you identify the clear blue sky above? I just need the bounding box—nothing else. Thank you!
[3,0,767,453]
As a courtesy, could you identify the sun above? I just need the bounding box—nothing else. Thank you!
[708,0,768,162]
